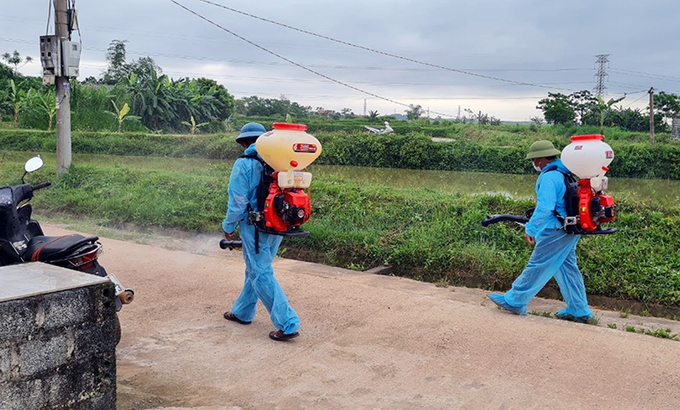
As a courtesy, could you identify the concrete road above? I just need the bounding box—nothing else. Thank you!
[45,226,680,410]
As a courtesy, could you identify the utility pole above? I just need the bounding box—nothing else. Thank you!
[54,0,71,176]
[649,87,655,145]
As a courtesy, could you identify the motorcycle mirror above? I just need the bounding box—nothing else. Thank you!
[24,156,44,173]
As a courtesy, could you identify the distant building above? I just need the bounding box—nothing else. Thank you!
[316,109,335,118]
[673,110,680,140]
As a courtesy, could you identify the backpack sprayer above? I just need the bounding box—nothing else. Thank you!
[250,123,322,237]
[559,134,616,234]
[220,123,322,252]
[482,134,617,235]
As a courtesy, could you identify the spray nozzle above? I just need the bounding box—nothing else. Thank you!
[219,239,243,251]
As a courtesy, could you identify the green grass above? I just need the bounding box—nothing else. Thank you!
[3,156,678,309]
[2,125,680,178]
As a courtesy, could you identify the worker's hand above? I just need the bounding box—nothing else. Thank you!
[224,231,233,240]
[524,233,535,245]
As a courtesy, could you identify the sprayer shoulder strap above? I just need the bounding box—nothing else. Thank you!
[239,152,275,255]
[544,165,578,220]
[239,153,275,213]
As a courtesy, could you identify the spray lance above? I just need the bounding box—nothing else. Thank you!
[219,239,243,251]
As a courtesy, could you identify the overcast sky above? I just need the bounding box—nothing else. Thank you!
[2,0,679,121]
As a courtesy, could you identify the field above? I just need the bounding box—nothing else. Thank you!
[0,124,678,316]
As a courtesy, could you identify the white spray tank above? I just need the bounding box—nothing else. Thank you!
[255,123,322,189]
[560,134,614,191]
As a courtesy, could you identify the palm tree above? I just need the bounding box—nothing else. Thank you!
[1,50,33,74]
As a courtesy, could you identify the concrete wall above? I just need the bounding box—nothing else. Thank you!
[0,266,117,410]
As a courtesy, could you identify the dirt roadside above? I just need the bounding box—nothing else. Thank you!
[44,225,680,410]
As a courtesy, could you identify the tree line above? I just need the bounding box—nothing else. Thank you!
[536,90,680,132]
[1,41,679,134]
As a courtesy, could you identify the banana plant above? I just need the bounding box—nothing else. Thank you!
[181,115,209,134]
[106,100,133,133]
[36,90,56,131]
[595,95,625,129]
[8,79,32,127]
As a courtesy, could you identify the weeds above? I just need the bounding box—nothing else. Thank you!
[621,325,679,340]
[529,311,552,318]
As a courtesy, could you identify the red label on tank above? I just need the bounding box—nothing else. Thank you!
[293,143,317,153]
[605,150,613,159]
[574,145,583,150]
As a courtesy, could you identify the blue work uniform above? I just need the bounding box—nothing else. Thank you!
[501,159,592,318]
[222,144,300,334]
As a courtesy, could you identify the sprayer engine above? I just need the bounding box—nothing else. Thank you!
[560,134,617,234]
[263,175,311,233]
[571,179,615,232]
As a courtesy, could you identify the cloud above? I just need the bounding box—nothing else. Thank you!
[2,0,679,121]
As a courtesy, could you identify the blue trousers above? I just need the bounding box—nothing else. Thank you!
[230,223,300,334]
[504,229,592,318]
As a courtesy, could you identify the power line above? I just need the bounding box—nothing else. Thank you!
[623,92,650,108]
[610,68,680,83]
[196,0,573,92]
[168,0,456,117]
[1,36,593,78]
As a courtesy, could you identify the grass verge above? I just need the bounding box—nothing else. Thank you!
[1,156,675,312]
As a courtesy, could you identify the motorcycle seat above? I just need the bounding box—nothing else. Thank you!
[27,234,100,262]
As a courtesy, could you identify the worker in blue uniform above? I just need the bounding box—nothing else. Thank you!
[222,122,301,341]
[488,140,594,323]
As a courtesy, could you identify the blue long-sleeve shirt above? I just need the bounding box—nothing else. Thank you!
[525,159,568,238]
[222,144,263,234]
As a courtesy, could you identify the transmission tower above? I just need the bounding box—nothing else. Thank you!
[594,54,609,97]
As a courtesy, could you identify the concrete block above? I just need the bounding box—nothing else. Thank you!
[0,345,11,383]
[43,352,116,409]
[43,287,92,330]
[0,298,38,342]
[0,379,44,410]
[75,319,117,359]
[1,269,117,409]
[80,387,116,410]
[93,283,117,322]
[45,372,72,407]
[18,333,69,377]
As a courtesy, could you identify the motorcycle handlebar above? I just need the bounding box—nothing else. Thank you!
[31,181,52,191]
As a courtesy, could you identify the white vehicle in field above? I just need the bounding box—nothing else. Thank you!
[364,121,394,135]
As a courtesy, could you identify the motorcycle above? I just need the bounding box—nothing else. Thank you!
[0,156,134,342]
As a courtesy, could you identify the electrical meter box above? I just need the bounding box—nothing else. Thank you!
[62,40,81,77]
[39,36,80,79]
[40,35,61,77]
